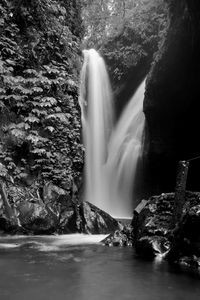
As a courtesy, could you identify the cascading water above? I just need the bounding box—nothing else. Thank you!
[79,49,114,212]
[106,80,146,217]
[79,49,145,218]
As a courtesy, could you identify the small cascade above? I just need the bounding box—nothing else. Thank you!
[79,49,145,218]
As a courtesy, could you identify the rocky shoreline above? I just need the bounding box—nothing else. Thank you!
[0,180,120,235]
[103,191,200,270]
[1,176,200,271]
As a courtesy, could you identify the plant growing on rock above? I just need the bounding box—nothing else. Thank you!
[0,0,84,193]
[82,0,168,88]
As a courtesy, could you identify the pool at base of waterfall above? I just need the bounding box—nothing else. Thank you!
[0,234,200,300]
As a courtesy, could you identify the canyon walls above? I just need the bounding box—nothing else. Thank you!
[144,0,200,195]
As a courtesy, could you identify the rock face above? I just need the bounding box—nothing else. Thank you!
[168,203,200,265]
[114,57,152,119]
[133,191,200,267]
[132,193,174,258]
[143,0,200,195]
[0,182,120,235]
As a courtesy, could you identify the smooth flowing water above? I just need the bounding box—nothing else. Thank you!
[79,49,145,218]
[0,235,200,300]
[107,80,145,217]
[79,49,114,212]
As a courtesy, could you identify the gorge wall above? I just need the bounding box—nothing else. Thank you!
[144,0,200,195]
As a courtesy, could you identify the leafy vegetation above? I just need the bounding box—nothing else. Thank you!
[0,0,168,197]
[0,0,84,191]
[82,0,168,87]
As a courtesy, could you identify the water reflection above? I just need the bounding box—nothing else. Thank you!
[0,235,200,300]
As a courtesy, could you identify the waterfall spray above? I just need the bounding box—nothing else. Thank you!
[79,49,145,218]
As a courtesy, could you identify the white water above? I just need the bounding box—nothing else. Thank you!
[79,49,145,218]
[79,49,114,211]
[106,80,145,217]
[0,234,108,251]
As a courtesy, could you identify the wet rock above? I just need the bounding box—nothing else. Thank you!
[58,196,84,233]
[0,181,120,235]
[0,189,23,234]
[133,193,174,238]
[0,215,16,233]
[102,226,133,247]
[178,256,200,269]
[58,199,120,234]
[135,236,170,258]
[168,202,200,262]
[82,202,121,234]
[132,193,174,257]
[48,193,121,234]
[17,201,57,234]
[133,191,200,266]
[43,182,66,210]
[0,212,27,235]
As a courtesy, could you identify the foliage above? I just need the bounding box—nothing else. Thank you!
[82,0,169,87]
[0,0,84,190]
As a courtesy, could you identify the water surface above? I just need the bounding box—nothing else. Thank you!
[0,234,200,300]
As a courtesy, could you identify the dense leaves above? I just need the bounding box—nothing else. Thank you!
[82,0,168,87]
[0,0,168,195]
[0,0,84,191]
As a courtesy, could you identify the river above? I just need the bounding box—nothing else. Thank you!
[0,234,200,300]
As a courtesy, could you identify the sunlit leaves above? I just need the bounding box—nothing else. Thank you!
[24,115,40,124]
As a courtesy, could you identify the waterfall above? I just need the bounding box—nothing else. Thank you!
[79,49,114,212]
[106,80,146,217]
[79,49,145,218]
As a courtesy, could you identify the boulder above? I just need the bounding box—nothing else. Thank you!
[57,197,120,234]
[132,193,174,257]
[82,202,121,234]
[133,191,200,264]
[0,180,120,235]
[135,236,170,258]
[168,203,200,263]
[102,226,133,247]
[17,201,57,234]
[178,256,200,269]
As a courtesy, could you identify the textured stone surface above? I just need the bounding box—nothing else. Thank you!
[102,226,133,247]
[168,202,200,264]
[17,201,57,234]
[0,182,120,235]
[143,0,200,195]
[132,193,174,257]
[82,202,121,234]
[133,191,200,264]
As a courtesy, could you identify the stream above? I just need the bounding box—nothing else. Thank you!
[0,234,200,300]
